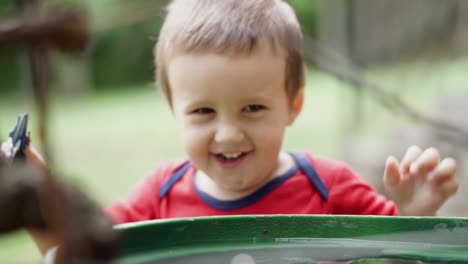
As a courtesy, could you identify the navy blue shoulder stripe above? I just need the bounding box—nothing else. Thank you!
[159,161,192,199]
[289,151,329,201]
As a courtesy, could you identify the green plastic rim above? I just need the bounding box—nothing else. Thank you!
[115,215,468,263]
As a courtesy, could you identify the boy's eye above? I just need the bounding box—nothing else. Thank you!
[243,104,265,113]
[192,108,214,114]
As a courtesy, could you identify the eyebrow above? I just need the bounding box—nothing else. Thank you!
[182,100,213,111]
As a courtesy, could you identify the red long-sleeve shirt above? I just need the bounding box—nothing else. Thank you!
[105,151,398,224]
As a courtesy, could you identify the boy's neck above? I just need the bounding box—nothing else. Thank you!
[194,151,296,201]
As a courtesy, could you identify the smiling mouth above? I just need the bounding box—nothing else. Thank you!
[214,152,249,167]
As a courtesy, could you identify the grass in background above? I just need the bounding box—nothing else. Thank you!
[1,58,468,262]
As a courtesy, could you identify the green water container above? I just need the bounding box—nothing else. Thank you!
[116,215,468,263]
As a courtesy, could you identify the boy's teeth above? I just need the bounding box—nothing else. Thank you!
[222,152,242,159]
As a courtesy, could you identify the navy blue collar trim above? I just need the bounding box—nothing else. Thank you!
[159,161,192,199]
[289,151,329,201]
[193,164,299,210]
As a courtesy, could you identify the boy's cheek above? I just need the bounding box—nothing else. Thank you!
[181,128,209,148]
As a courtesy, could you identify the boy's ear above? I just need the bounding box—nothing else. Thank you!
[288,87,304,125]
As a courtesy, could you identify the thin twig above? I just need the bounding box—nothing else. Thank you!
[303,36,468,149]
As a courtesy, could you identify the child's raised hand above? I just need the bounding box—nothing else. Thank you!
[1,139,46,168]
[383,146,458,216]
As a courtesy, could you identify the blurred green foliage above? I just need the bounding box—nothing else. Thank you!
[92,18,164,90]
[0,1,14,16]
[0,0,18,94]
[288,0,317,37]
[0,51,18,94]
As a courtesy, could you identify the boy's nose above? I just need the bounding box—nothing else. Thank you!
[214,123,245,144]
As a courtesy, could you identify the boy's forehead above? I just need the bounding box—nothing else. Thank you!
[167,46,285,81]
[167,47,286,100]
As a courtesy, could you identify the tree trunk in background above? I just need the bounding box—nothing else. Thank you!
[316,0,350,60]
[452,0,468,54]
[316,0,363,136]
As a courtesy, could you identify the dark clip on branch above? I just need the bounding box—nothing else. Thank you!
[9,113,30,161]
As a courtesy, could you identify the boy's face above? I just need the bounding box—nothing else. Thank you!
[167,44,302,194]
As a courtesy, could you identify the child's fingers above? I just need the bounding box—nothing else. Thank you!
[429,157,457,184]
[1,138,13,159]
[1,140,46,168]
[384,156,401,187]
[410,147,440,175]
[25,146,46,168]
[400,145,422,176]
[438,176,459,198]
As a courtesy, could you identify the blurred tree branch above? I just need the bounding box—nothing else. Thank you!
[0,4,89,52]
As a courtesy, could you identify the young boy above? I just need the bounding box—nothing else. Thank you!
[102,0,457,221]
[1,0,459,256]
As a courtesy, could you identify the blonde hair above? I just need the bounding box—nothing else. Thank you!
[155,0,304,104]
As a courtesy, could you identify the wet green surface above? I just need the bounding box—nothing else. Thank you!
[115,215,468,263]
